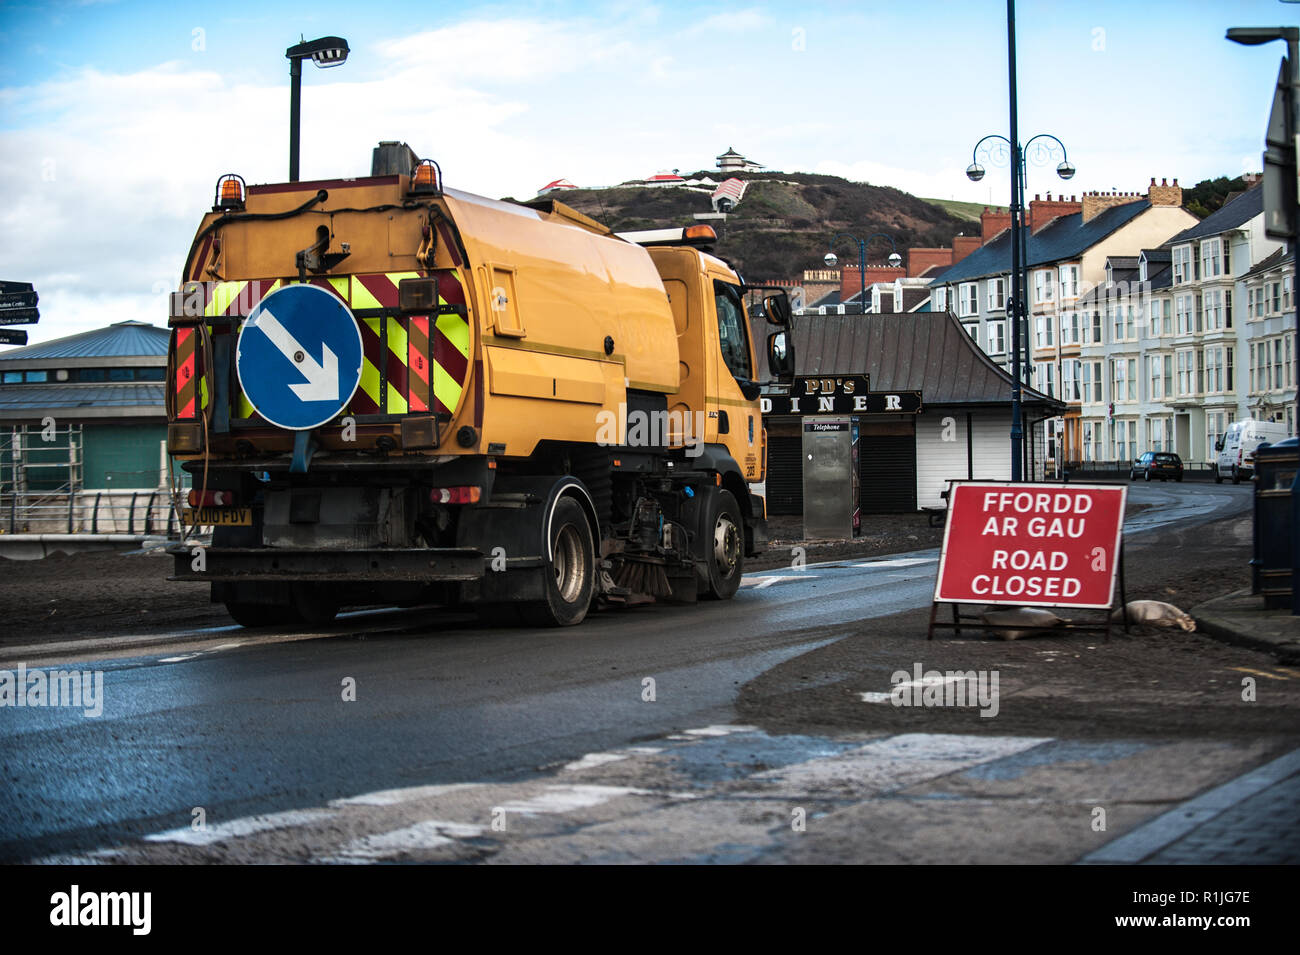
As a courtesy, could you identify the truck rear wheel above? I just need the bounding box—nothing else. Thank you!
[700,489,744,600]
[518,496,594,627]
[225,602,295,628]
[291,583,339,626]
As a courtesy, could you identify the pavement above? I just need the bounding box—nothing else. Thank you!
[1192,587,1300,664]
[1152,589,1300,865]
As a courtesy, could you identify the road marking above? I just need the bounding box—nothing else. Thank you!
[330,782,483,808]
[740,575,820,589]
[156,642,247,664]
[322,820,485,863]
[497,785,656,815]
[676,722,759,738]
[564,752,630,772]
[1230,666,1291,681]
[851,558,938,569]
[144,808,334,846]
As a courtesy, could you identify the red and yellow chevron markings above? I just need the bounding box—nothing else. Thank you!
[176,271,472,422]
[173,327,197,419]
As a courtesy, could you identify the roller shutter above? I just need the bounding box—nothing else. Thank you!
[859,434,916,513]
[766,435,803,515]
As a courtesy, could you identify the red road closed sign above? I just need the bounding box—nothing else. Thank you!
[934,482,1127,609]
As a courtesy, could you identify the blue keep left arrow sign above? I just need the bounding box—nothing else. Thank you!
[235,284,363,431]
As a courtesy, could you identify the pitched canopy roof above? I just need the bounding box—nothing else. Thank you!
[754,311,1063,411]
[0,321,169,361]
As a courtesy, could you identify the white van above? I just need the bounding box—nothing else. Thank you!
[1214,419,1290,483]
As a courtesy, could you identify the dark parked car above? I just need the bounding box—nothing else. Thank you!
[1130,451,1183,482]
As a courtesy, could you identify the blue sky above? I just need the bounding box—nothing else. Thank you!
[0,0,1296,344]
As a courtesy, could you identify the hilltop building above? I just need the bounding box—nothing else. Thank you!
[716,147,764,173]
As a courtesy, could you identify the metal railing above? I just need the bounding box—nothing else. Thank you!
[2,488,185,536]
[1058,460,1215,480]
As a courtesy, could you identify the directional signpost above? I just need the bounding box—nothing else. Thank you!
[235,283,363,431]
[0,280,38,346]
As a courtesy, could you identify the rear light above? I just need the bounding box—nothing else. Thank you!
[188,489,238,508]
[214,173,246,211]
[429,486,481,505]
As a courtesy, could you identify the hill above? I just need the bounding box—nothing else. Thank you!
[1181,175,1252,219]
[512,171,977,280]
[920,197,1006,222]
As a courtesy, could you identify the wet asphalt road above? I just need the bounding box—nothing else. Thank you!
[0,482,1252,862]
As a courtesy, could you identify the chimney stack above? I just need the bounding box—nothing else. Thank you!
[1028,194,1082,233]
[980,206,1012,245]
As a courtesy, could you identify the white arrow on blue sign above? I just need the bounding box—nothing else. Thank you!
[235,284,364,431]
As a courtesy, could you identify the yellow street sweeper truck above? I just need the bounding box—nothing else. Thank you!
[166,142,794,627]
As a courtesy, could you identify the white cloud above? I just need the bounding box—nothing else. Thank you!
[682,8,774,37]
[0,18,638,346]
[377,18,637,82]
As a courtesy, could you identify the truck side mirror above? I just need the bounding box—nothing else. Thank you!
[768,330,794,380]
[1214,440,1222,451]
[763,292,792,327]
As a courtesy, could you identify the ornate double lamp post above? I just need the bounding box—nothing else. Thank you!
[824,233,902,315]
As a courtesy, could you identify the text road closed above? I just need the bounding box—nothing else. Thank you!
[934,482,1127,608]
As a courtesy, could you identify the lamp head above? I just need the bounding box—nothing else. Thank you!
[966,162,986,183]
[286,36,350,67]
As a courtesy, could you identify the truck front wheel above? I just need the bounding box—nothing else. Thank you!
[519,496,594,627]
[700,489,744,600]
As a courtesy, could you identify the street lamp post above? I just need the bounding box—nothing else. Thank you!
[1226,25,1300,614]
[824,233,902,314]
[963,1,1075,483]
[286,36,350,182]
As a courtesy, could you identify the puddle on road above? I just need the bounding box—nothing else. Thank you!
[655,730,863,787]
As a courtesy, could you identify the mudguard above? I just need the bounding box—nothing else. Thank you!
[457,474,598,603]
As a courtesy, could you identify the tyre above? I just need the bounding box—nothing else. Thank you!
[1129,471,1137,480]
[1176,474,1183,482]
[518,496,594,627]
[1143,471,1151,481]
[1232,466,1241,485]
[1214,466,1223,484]
[291,583,339,626]
[225,601,295,628]
[699,489,744,600]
